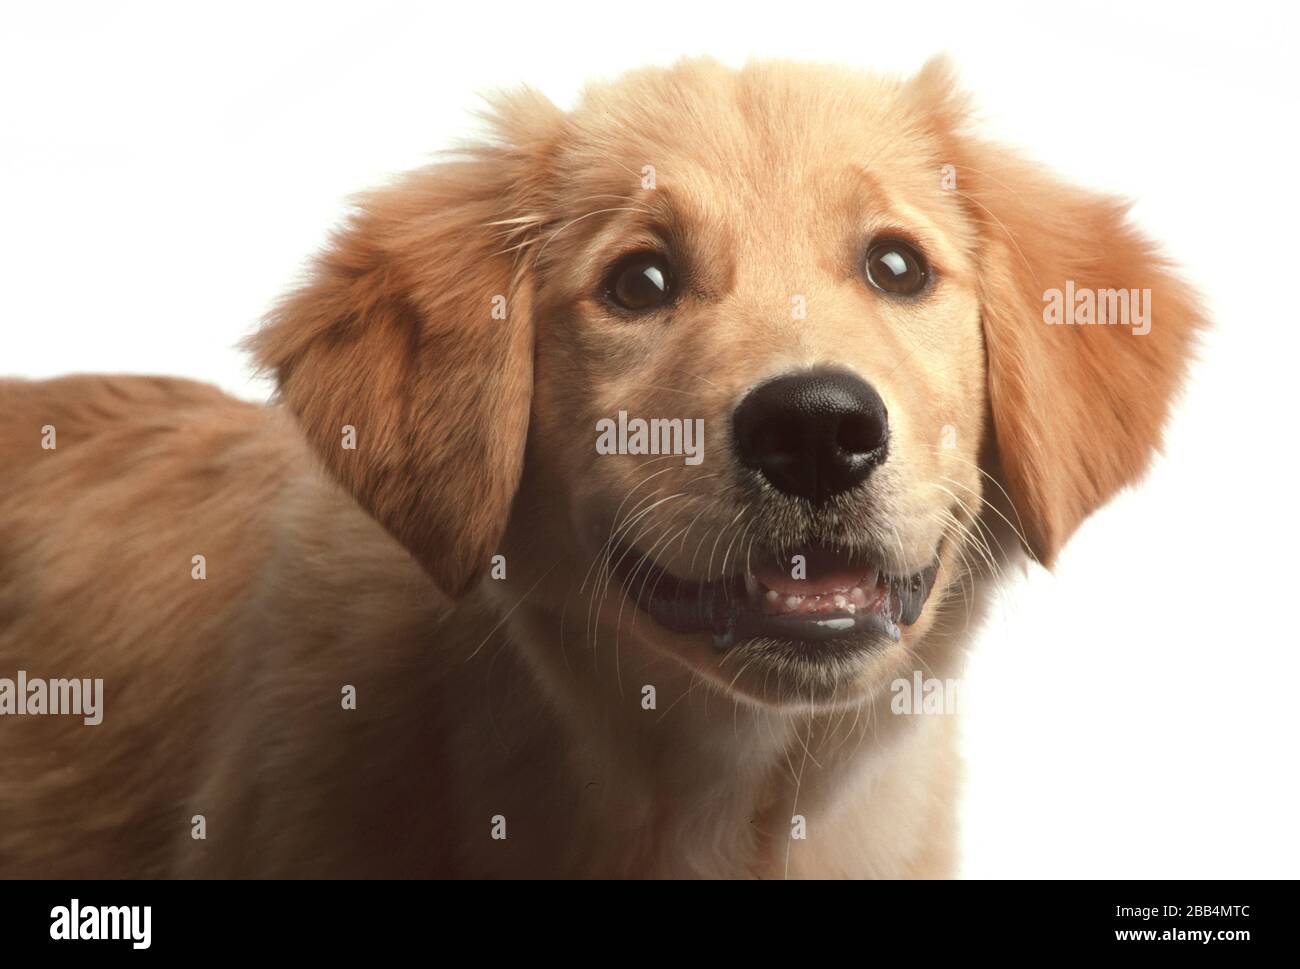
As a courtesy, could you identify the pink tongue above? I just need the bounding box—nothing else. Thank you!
[752,561,873,596]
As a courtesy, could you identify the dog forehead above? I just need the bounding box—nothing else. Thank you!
[554,61,949,229]
[570,60,911,144]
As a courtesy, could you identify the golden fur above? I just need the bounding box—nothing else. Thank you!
[0,59,1201,878]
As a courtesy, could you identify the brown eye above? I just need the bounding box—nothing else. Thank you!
[865,240,929,296]
[605,252,675,311]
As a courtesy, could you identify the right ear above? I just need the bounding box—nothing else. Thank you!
[247,89,563,599]
[906,59,1205,566]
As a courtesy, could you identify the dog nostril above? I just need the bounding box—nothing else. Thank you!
[732,367,889,505]
[836,410,886,456]
[756,417,804,461]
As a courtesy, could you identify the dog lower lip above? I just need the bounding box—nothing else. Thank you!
[611,543,939,651]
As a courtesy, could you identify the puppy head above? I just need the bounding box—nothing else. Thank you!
[252,59,1202,706]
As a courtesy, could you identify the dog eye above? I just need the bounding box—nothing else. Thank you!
[604,252,675,311]
[864,240,929,296]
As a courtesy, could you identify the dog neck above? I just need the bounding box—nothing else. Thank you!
[461,578,980,878]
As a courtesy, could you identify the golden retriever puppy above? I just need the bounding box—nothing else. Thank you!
[0,58,1201,878]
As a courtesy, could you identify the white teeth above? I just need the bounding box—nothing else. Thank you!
[743,561,888,617]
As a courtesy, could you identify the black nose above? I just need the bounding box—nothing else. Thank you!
[732,368,889,504]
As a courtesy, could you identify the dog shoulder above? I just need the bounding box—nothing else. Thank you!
[0,375,295,874]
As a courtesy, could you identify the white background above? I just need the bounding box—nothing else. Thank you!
[4,0,1297,877]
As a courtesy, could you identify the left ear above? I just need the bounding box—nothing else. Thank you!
[247,89,564,598]
[908,58,1207,565]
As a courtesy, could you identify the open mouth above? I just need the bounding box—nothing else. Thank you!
[612,542,940,651]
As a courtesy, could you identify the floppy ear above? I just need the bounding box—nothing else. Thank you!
[910,61,1205,565]
[248,90,563,598]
